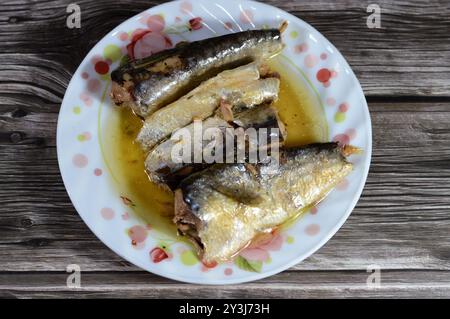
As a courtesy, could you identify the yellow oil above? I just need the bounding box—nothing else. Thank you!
[269,58,328,147]
[105,58,328,235]
[105,107,176,234]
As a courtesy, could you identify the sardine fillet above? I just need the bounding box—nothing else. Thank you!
[137,64,280,151]
[174,143,354,263]
[145,104,286,188]
[111,29,283,117]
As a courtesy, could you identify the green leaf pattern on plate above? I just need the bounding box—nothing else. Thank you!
[235,255,263,273]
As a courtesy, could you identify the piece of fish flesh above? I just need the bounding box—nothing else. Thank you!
[137,66,280,151]
[145,104,286,188]
[174,143,356,263]
[111,29,283,117]
[135,62,259,151]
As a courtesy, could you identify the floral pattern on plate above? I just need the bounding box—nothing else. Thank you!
[57,0,371,284]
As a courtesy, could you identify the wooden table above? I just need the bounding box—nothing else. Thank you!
[1,0,449,298]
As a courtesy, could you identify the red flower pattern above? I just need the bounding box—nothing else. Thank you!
[150,247,169,263]
[189,17,203,31]
[239,231,284,262]
[126,29,172,60]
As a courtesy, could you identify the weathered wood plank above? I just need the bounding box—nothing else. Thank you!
[0,0,449,97]
[1,270,450,298]
[0,102,449,272]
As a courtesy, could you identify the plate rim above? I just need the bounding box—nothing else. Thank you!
[57,0,372,285]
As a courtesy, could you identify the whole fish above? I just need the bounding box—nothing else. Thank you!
[111,29,283,118]
[137,65,280,151]
[145,104,286,188]
[174,143,357,263]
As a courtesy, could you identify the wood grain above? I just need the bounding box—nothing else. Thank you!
[0,0,450,298]
[1,270,450,298]
[0,0,449,98]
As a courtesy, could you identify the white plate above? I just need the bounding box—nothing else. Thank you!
[57,0,372,284]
